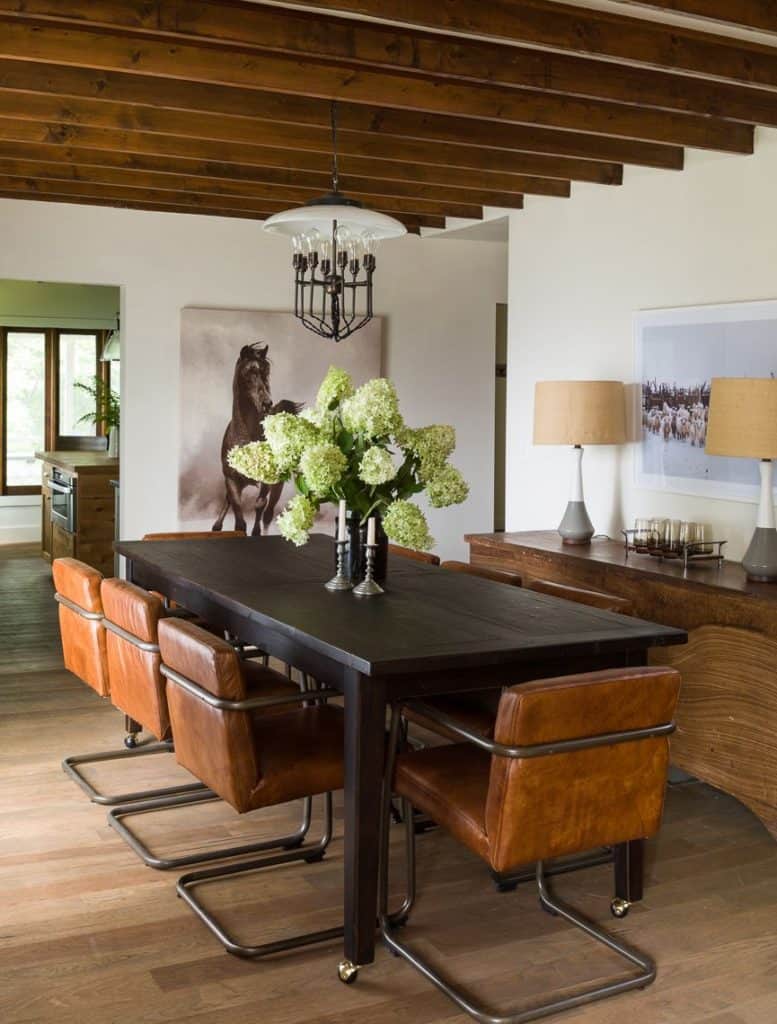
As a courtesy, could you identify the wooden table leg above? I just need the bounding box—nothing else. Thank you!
[341,669,386,970]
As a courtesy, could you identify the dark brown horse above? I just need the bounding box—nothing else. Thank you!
[212,342,301,535]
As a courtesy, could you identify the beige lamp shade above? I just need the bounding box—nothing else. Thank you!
[533,380,626,446]
[706,378,777,460]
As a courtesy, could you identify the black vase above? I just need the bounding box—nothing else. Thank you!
[335,510,388,584]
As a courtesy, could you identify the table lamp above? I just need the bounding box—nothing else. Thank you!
[705,377,777,582]
[533,380,626,545]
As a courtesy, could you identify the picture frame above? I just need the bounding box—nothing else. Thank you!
[634,300,777,503]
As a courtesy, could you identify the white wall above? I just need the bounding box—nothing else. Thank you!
[506,127,777,561]
[0,198,506,558]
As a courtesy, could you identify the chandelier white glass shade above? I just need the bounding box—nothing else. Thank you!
[262,104,406,343]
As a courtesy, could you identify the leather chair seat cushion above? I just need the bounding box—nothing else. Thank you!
[404,691,500,741]
[248,705,345,809]
[394,744,490,863]
[53,557,103,613]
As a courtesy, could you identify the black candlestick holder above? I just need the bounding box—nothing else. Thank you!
[325,539,353,591]
[352,543,384,596]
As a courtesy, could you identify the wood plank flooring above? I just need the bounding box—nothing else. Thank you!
[1,544,776,1024]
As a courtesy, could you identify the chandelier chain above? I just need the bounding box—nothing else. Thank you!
[331,101,339,194]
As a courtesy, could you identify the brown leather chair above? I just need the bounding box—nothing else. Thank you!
[527,578,634,615]
[101,579,310,870]
[142,531,246,541]
[377,666,682,1019]
[440,560,523,587]
[55,557,166,806]
[158,617,346,957]
[389,543,441,566]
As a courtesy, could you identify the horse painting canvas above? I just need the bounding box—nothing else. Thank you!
[178,308,382,534]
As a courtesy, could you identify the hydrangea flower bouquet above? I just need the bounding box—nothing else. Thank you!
[227,366,469,570]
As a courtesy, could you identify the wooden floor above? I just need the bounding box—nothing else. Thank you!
[1,545,776,1024]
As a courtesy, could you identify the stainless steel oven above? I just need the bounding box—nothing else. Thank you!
[48,467,77,534]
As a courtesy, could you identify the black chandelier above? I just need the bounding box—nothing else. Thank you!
[263,104,406,343]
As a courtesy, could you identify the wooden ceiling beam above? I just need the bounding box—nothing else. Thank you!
[0,1,774,125]
[0,118,613,189]
[282,0,777,89]
[0,18,752,152]
[617,2,777,34]
[0,139,538,201]
[0,150,530,207]
[0,188,427,231]
[0,175,441,229]
[0,160,486,219]
[0,63,681,171]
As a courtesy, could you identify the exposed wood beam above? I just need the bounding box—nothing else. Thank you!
[0,1,774,125]
[0,117,614,189]
[0,139,539,201]
[0,160,485,219]
[617,2,777,34]
[0,151,529,207]
[0,62,682,170]
[0,18,753,152]
[0,175,441,229]
[283,0,777,89]
[0,188,428,230]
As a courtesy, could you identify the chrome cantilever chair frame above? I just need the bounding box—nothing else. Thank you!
[58,593,206,806]
[105,649,324,870]
[163,669,344,957]
[377,700,675,1023]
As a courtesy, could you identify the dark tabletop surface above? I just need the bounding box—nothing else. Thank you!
[116,534,687,676]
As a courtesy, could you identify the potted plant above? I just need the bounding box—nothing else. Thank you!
[227,366,469,581]
[74,377,121,457]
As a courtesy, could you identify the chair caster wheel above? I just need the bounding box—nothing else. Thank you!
[495,879,518,893]
[338,960,359,984]
[611,898,631,919]
[124,734,138,749]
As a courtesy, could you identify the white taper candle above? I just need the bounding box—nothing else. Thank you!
[337,499,347,542]
[367,516,376,546]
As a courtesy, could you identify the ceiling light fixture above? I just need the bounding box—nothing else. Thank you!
[263,102,406,343]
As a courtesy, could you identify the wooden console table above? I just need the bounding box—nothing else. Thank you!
[467,530,777,842]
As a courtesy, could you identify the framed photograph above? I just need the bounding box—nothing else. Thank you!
[178,308,382,534]
[635,300,777,503]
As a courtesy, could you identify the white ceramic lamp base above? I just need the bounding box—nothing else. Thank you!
[559,446,594,545]
[743,460,777,582]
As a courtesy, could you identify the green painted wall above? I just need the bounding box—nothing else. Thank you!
[0,279,120,329]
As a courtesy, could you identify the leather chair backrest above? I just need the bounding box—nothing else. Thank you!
[142,531,246,541]
[484,666,681,874]
[527,578,634,616]
[158,618,258,811]
[52,557,109,697]
[441,561,522,587]
[388,544,440,566]
[101,579,168,740]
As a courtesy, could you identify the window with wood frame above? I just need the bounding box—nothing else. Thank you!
[0,327,112,495]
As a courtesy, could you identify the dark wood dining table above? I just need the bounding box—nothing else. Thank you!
[115,533,686,972]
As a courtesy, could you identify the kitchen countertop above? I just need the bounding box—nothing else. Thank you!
[35,450,120,476]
